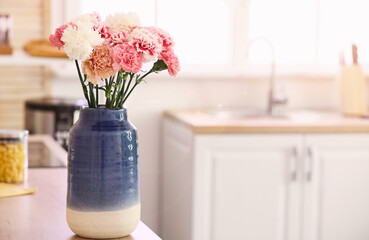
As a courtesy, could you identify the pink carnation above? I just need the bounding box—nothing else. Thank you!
[110,43,143,73]
[82,45,115,84]
[110,31,127,46]
[147,27,174,51]
[93,23,111,40]
[49,24,69,49]
[127,27,162,62]
[159,49,180,77]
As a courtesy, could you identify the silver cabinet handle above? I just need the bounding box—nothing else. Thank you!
[289,147,298,181]
[305,146,315,182]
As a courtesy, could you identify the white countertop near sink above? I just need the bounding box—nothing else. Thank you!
[164,109,369,134]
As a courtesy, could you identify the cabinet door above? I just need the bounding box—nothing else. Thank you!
[304,134,369,240]
[192,135,302,240]
[161,119,194,240]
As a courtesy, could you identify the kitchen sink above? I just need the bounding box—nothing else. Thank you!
[204,107,287,119]
[204,107,336,122]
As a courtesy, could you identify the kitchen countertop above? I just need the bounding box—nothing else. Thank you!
[0,168,161,240]
[164,109,369,134]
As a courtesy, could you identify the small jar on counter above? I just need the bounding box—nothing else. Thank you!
[0,130,29,183]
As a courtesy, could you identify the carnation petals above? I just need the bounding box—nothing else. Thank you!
[160,49,180,77]
[50,12,180,77]
[106,12,140,33]
[127,28,162,62]
[49,24,69,49]
[61,22,104,61]
[94,23,111,40]
[82,45,115,84]
[110,43,144,73]
[146,27,174,51]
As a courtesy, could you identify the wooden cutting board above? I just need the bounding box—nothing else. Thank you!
[23,39,68,58]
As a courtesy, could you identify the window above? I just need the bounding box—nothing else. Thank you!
[80,0,232,67]
[74,0,369,73]
[157,0,231,65]
[318,0,369,64]
[248,0,317,64]
[248,0,369,65]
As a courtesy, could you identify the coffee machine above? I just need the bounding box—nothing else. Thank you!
[25,98,87,150]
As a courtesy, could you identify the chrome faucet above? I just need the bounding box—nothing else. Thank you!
[246,37,288,116]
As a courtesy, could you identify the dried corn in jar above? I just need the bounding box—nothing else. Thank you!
[0,130,28,183]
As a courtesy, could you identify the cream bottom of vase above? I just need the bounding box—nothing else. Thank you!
[67,204,140,239]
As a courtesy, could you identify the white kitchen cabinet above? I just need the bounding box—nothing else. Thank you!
[192,134,302,240]
[303,135,369,240]
[161,118,369,240]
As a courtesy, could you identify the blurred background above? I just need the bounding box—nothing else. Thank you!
[1,0,369,239]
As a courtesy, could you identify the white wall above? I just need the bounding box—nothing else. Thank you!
[51,70,345,235]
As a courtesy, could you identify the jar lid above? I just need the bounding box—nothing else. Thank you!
[0,129,29,140]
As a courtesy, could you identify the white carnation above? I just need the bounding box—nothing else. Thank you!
[106,12,140,33]
[70,12,100,25]
[61,22,104,61]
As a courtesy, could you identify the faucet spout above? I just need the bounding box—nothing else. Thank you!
[246,37,287,116]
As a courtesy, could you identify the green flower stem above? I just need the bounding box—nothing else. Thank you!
[113,77,124,108]
[104,79,110,107]
[119,74,127,104]
[110,84,119,108]
[88,83,96,108]
[110,73,121,109]
[74,60,90,107]
[121,74,134,105]
[137,70,152,83]
[96,84,99,107]
[113,89,122,108]
[107,76,114,103]
[109,75,114,87]
[114,73,130,108]
[75,59,168,109]
[121,70,154,105]
[122,82,138,105]
[117,71,153,106]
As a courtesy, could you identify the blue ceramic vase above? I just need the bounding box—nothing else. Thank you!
[66,107,140,239]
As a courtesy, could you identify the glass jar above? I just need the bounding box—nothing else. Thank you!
[0,130,28,183]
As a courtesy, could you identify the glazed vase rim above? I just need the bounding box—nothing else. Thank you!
[80,106,127,111]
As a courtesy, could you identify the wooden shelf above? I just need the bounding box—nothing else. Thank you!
[0,49,69,66]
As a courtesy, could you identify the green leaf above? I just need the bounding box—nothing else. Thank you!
[151,59,168,72]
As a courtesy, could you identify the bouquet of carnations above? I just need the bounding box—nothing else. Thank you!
[49,12,180,108]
